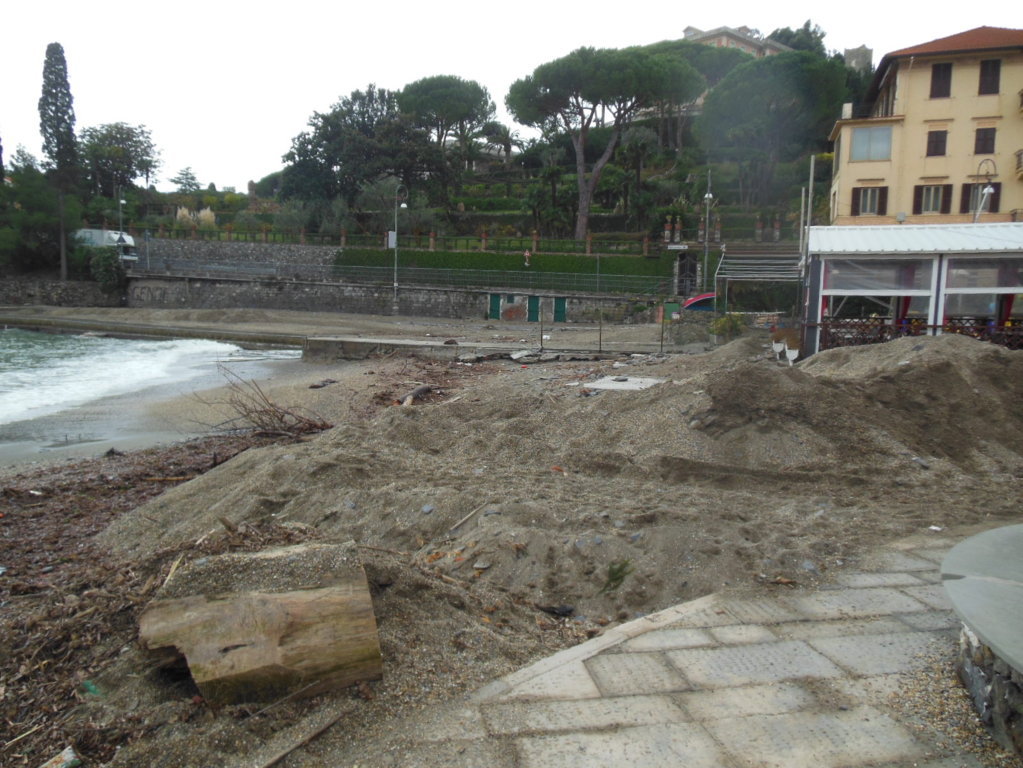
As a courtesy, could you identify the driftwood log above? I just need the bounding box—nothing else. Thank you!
[397,384,433,406]
[138,545,381,705]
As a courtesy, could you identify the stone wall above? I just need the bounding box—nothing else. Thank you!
[0,277,121,307]
[127,275,488,319]
[145,238,337,267]
[957,624,1023,757]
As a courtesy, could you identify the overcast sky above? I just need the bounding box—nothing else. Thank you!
[1,1,1015,193]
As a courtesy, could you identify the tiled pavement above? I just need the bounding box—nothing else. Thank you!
[361,531,1006,768]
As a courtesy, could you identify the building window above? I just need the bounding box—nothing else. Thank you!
[926,130,947,157]
[913,184,952,214]
[975,127,996,154]
[850,125,892,161]
[979,59,1000,95]
[959,182,1002,214]
[930,63,952,98]
[852,186,887,216]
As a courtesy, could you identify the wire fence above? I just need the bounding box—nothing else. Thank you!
[129,258,674,296]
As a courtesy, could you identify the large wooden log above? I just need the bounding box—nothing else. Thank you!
[138,544,381,705]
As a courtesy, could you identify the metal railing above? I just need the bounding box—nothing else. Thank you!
[815,317,1023,351]
[129,258,673,296]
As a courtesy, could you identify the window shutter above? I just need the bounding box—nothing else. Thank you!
[912,186,923,215]
[991,183,1001,213]
[960,184,972,214]
[940,184,952,214]
[851,188,860,216]
[877,187,888,216]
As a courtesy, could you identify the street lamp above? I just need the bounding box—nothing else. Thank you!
[973,159,997,223]
[392,184,408,312]
[702,169,713,292]
[117,198,127,258]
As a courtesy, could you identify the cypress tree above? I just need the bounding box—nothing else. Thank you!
[38,42,78,279]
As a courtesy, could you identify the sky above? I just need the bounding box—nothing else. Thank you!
[1,1,1016,193]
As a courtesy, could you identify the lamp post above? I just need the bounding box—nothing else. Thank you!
[702,169,713,292]
[117,197,127,258]
[973,159,997,223]
[392,184,408,312]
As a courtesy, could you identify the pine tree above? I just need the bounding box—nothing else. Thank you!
[38,42,78,280]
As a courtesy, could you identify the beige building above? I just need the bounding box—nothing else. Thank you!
[683,26,790,58]
[828,27,1023,226]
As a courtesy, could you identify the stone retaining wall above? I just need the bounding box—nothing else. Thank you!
[145,238,337,267]
[127,275,488,319]
[0,277,121,308]
[957,624,1023,757]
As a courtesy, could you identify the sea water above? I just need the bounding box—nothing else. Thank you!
[0,329,260,427]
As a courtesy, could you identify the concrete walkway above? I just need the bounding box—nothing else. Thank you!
[365,531,1003,768]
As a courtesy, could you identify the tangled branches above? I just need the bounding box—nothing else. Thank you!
[206,365,333,438]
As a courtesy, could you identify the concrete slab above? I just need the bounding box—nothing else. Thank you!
[708,624,778,645]
[581,376,667,391]
[861,550,939,572]
[771,617,910,640]
[585,652,691,696]
[482,695,688,735]
[679,682,815,720]
[834,571,927,588]
[784,587,929,619]
[895,610,959,632]
[621,627,716,652]
[718,598,805,624]
[516,723,727,768]
[809,631,945,675]
[667,640,845,688]
[900,583,953,610]
[493,659,602,701]
[707,707,927,767]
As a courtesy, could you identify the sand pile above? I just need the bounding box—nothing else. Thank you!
[101,333,1023,618]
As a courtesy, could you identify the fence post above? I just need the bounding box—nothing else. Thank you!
[643,235,649,257]
[586,233,592,255]
[429,231,436,251]
[341,229,347,248]
[481,229,488,252]
[300,227,306,245]
[532,230,540,254]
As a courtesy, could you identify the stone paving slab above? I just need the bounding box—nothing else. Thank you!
[783,587,929,619]
[770,616,911,640]
[860,550,938,572]
[678,682,815,720]
[809,631,946,675]
[585,652,690,696]
[705,707,928,767]
[516,723,727,768]
[834,571,927,588]
[666,640,845,688]
[482,695,687,735]
[900,583,954,610]
[621,627,716,651]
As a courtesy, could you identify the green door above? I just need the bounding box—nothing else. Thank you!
[489,293,501,320]
[527,295,540,322]
[553,297,567,323]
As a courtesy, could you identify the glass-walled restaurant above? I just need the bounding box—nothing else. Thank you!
[804,225,1023,354]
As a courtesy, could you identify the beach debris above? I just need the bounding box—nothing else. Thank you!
[38,746,82,768]
[598,559,633,594]
[139,545,381,706]
[536,604,574,617]
[308,378,338,389]
[395,384,433,406]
